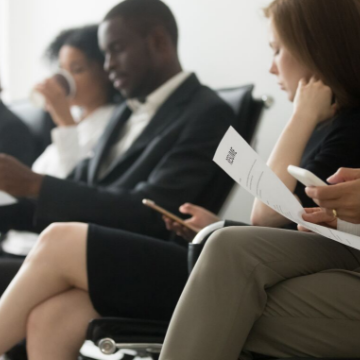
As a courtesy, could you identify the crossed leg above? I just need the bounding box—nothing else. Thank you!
[159,226,360,360]
[0,222,100,360]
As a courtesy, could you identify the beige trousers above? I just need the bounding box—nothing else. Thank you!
[159,227,360,360]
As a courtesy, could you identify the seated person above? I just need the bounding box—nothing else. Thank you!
[0,0,235,345]
[159,167,360,360]
[165,7,360,239]
[0,0,359,359]
[0,0,235,241]
[1,24,120,256]
[0,81,36,166]
[32,24,120,178]
[157,1,360,358]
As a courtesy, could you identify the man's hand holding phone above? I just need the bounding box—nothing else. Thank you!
[163,203,220,241]
[143,199,220,242]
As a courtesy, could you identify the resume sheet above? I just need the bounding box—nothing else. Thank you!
[213,126,360,251]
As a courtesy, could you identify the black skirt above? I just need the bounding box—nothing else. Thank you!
[87,224,188,321]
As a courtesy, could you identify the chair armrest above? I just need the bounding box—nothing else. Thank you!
[188,220,249,273]
[188,221,225,273]
[86,318,168,343]
[86,318,168,355]
[192,221,226,245]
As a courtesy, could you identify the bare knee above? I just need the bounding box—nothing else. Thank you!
[27,301,54,336]
[38,222,86,245]
[26,223,88,265]
[27,290,100,357]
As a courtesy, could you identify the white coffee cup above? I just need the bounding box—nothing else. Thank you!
[30,69,76,109]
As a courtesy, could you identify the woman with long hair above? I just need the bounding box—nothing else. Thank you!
[159,0,360,358]
[163,0,360,238]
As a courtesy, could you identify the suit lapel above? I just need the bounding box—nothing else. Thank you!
[88,103,131,183]
[99,74,201,180]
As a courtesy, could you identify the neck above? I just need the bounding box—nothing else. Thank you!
[139,60,183,99]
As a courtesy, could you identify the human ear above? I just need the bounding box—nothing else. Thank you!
[148,25,172,53]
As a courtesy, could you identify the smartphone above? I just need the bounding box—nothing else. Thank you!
[142,199,199,233]
[287,165,328,187]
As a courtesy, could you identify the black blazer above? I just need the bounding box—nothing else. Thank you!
[2,74,235,239]
[0,101,36,166]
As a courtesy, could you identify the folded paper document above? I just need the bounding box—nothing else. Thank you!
[214,126,360,251]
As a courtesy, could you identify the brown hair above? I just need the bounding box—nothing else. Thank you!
[264,0,360,110]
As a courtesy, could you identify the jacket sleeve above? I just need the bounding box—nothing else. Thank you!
[34,101,235,238]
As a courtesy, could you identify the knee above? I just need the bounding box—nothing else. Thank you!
[206,227,252,251]
[27,301,57,337]
[27,223,82,263]
[27,299,68,344]
[204,227,261,263]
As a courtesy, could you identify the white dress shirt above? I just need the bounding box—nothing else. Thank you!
[98,71,191,179]
[32,104,116,178]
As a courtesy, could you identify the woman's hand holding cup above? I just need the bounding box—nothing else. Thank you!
[31,70,76,127]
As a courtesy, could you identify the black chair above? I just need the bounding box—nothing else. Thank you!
[188,85,271,215]
[8,100,55,161]
[82,85,273,360]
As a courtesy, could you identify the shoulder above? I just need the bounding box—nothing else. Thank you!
[331,107,360,128]
[175,74,234,113]
[191,84,233,110]
[179,83,235,128]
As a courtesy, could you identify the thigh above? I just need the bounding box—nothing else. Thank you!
[87,224,188,320]
[245,269,360,358]
[27,288,99,358]
[202,226,360,281]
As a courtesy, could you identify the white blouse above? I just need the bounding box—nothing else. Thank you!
[1,104,117,256]
[32,104,116,178]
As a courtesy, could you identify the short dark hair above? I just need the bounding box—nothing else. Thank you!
[45,24,104,65]
[264,0,360,110]
[45,24,121,104]
[104,0,178,47]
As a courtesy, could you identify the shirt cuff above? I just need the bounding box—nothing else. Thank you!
[337,219,360,237]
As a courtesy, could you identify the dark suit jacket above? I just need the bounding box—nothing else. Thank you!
[1,74,235,239]
[0,101,36,166]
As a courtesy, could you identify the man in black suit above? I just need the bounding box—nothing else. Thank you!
[0,0,234,241]
[0,82,36,166]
